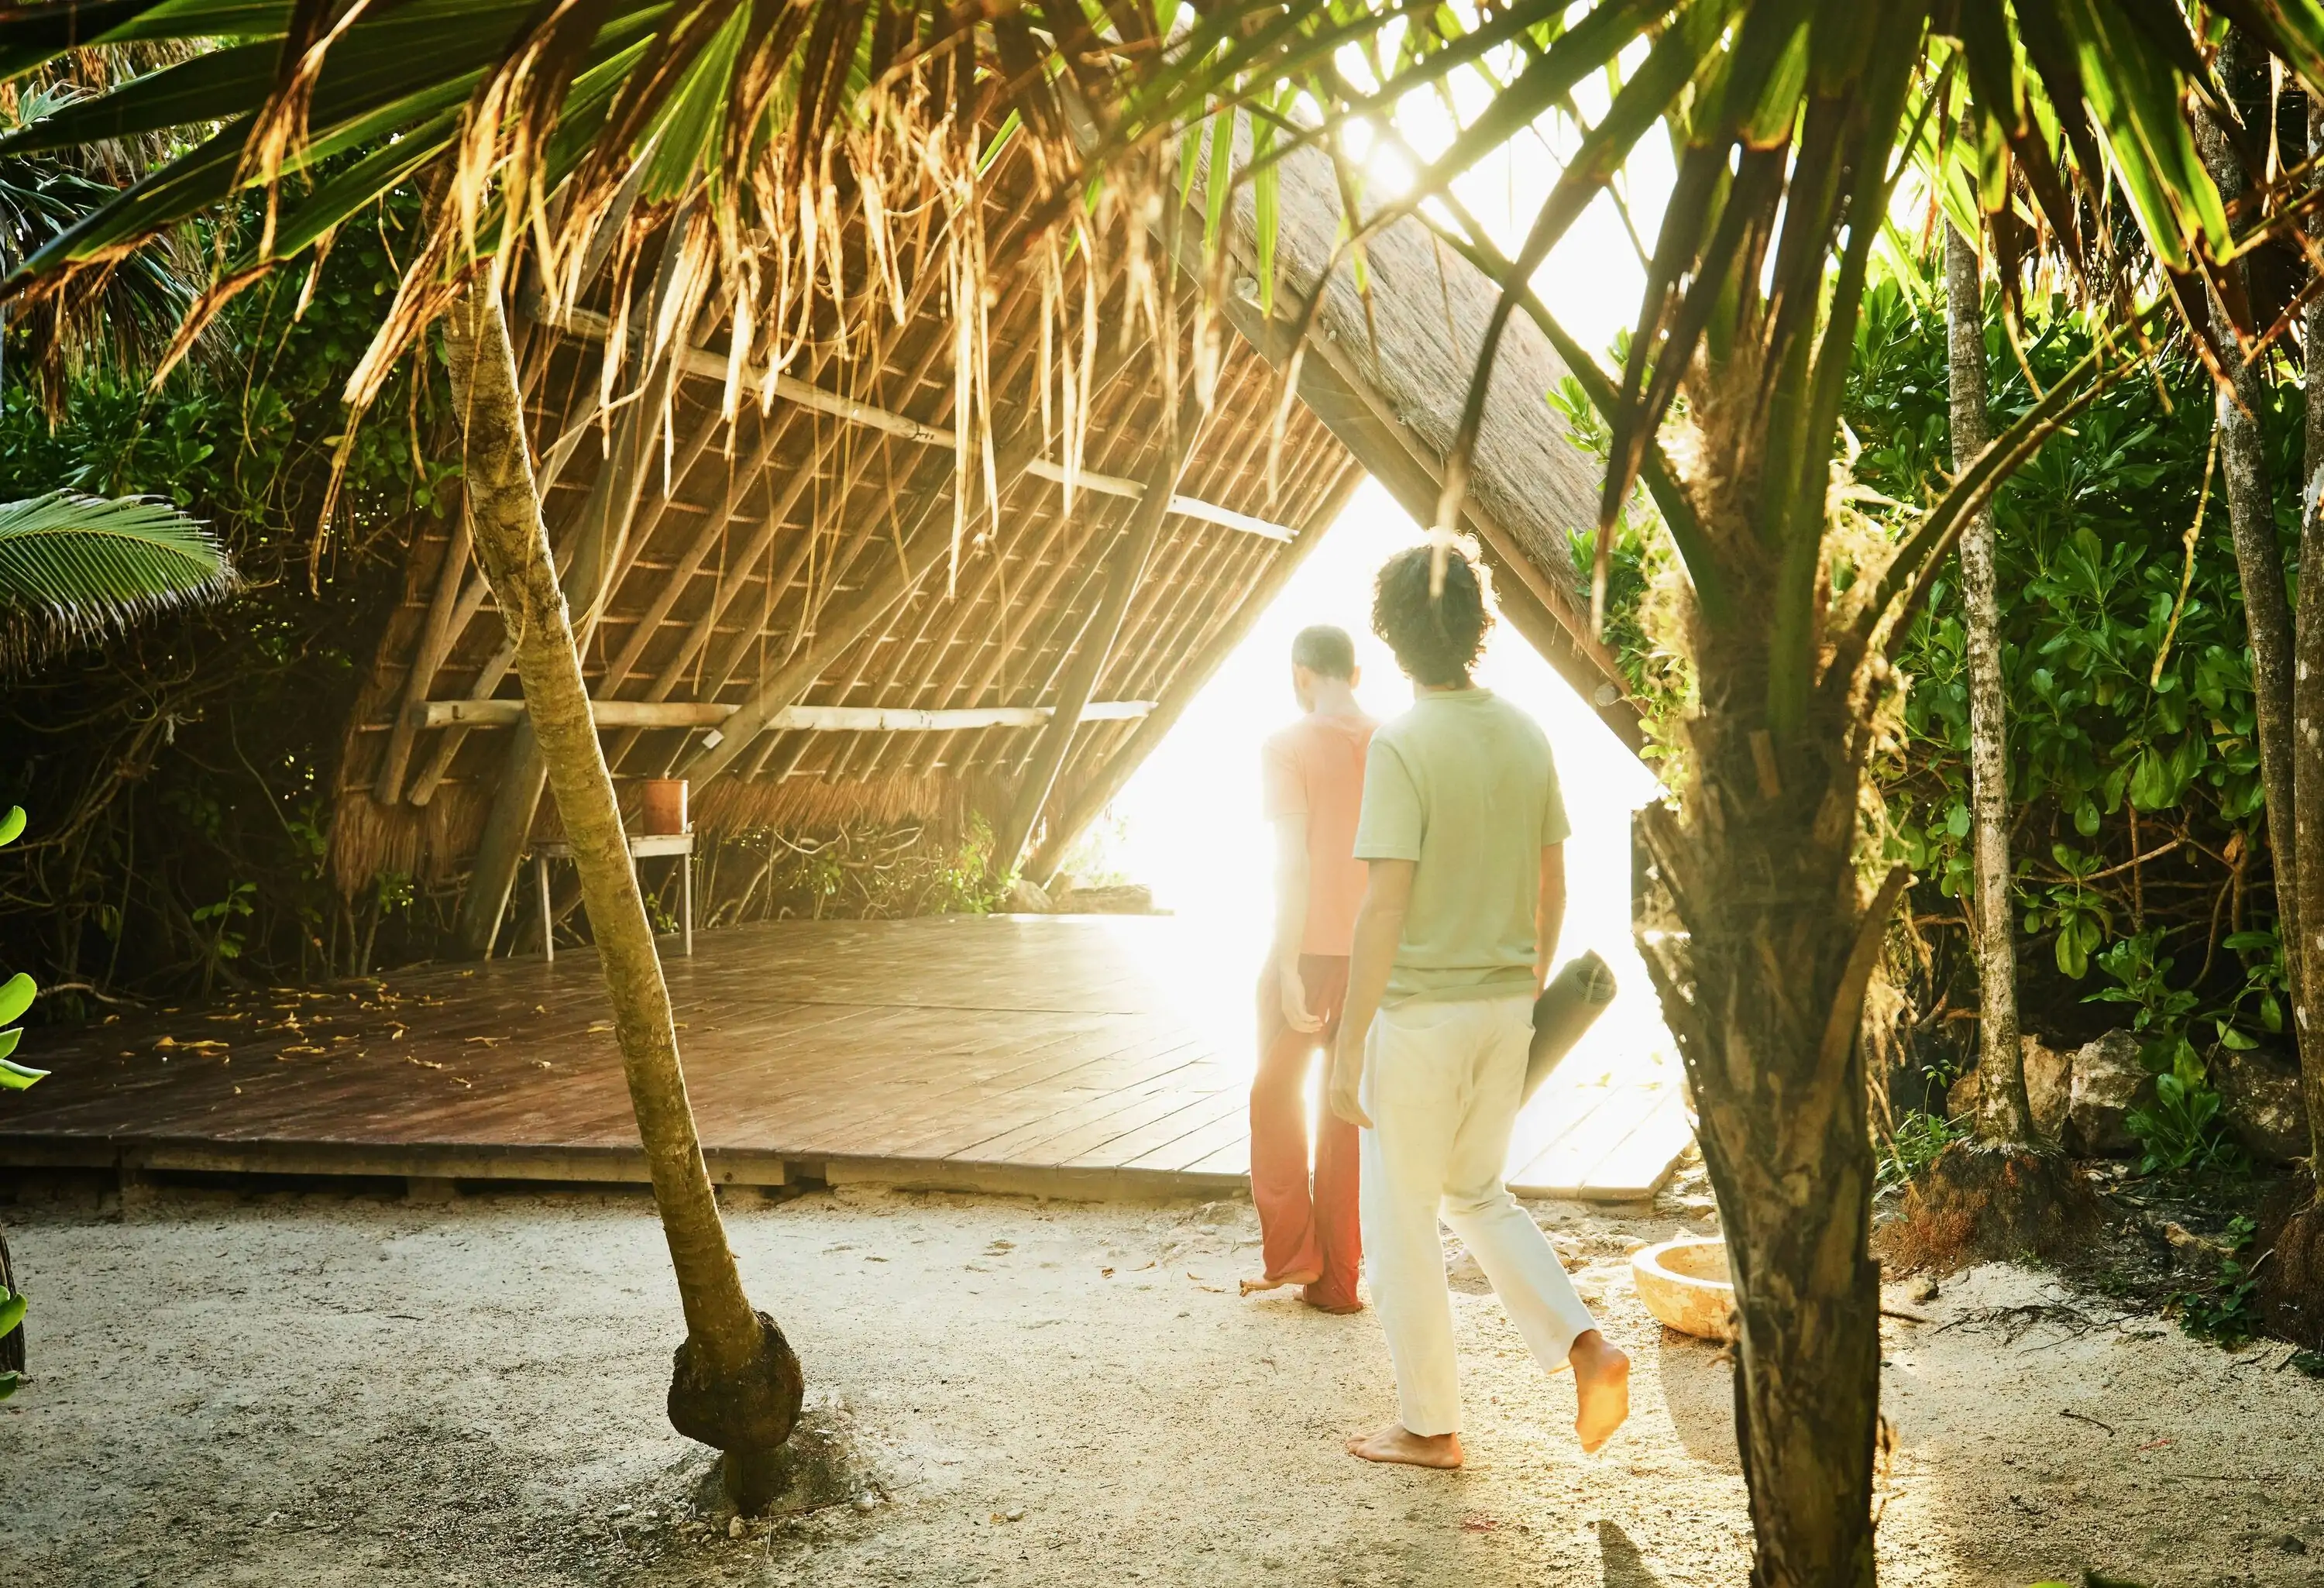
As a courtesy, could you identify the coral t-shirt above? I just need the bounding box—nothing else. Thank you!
[1261,710,1378,957]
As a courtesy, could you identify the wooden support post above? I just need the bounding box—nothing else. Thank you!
[455,723,549,957]
[1024,460,1364,885]
[988,394,1203,875]
[375,517,473,805]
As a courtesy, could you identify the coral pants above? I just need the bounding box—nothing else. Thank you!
[1250,954,1363,1311]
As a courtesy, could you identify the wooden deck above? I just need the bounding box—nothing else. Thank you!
[0,916,1692,1202]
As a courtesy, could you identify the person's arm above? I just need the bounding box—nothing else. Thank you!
[1270,815,1322,1033]
[1329,858,1414,1128]
[1534,841,1566,993]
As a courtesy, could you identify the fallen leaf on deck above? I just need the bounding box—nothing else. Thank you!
[465,1036,503,1047]
[1100,1267,1115,1277]
[531,1060,553,1069]
[408,1057,445,1071]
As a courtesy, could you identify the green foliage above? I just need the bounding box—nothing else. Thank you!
[0,1280,20,1400]
[0,180,459,998]
[704,820,1009,927]
[2092,929,2248,1178]
[2171,1215,2260,1348]
[1848,268,2277,1005]
[191,879,255,995]
[1878,1109,1964,1192]
[0,490,231,663]
[1590,253,2297,1065]
[0,806,36,1091]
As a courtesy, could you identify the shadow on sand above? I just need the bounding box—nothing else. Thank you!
[1597,1519,1669,1586]
[1654,1331,1741,1473]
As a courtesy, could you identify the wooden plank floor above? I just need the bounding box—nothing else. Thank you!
[0,915,1691,1201]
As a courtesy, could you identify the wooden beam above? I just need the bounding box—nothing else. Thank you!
[1148,206,1644,752]
[990,390,1203,874]
[535,301,1297,543]
[418,699,1153,730]
[1025,461,1365,885]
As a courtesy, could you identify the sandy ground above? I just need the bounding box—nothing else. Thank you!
[5,1174,2323,1588]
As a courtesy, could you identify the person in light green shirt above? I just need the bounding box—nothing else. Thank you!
[1350,669,1573,1004]
[1328,542,1629,1469]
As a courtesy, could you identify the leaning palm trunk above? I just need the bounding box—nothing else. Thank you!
[439,275,802,1506]
[1944,223,2033,1146]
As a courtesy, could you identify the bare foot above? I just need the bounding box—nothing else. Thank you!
[1299,1284,1362,1315]
[1569,1329,1631,1454]
[1239,1270,1320,1297]
[1346,1423,1463,1468]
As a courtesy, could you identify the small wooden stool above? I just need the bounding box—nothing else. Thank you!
[532,831,695,961]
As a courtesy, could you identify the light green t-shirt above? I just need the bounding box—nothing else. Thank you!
[1352,687,1571,1005]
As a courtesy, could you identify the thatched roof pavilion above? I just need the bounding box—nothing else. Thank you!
[328,138,1631,953]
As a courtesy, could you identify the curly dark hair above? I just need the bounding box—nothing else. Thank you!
[1372,543,1490,687]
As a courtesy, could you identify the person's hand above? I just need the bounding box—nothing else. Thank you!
[1277,961,1323,1033]
[1327,1041,1372,1128]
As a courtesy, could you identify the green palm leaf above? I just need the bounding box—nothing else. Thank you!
[0,490,232,665]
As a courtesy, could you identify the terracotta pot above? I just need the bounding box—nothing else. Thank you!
[641,778,689,836]
[1631,1236,1734,1340]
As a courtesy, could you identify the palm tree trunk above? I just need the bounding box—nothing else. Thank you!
[2295,98,2324,1182]
[438,274,803,1506]
[1944,221,2033,1146]
[2202,42,2307,1034]
[1638,761,1885,1587]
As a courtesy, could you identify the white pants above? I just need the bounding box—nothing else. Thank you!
[1359,995,1598,1436]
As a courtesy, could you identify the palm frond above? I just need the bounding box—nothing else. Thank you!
[0,490,232,667]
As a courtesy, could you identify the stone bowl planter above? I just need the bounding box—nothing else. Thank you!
[1631,1236,1735,1341]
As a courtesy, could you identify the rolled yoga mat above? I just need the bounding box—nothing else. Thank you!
[1524,950,1618,1105]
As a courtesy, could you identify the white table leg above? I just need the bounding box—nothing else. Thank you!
[682,844,694,957]
[537,854,553,963]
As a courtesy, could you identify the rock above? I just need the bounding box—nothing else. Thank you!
[2281,1534,2309,1555]
[853,1491,880,1513]
[2068,1030,2150,1157]
[728,1516,745,1539]
[1943,1036,2071,1140]
[1004,878,1051,914]
[1910,1276,1940,1304]
[2215,1048,2312,1165]
[2023,1036,2072,1141]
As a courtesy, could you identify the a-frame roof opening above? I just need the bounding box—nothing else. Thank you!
[328,132,1628,945]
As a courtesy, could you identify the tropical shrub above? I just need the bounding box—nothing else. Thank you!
[1587,252,2302,1100]
[0,187,459,1003]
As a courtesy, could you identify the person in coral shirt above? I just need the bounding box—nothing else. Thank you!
[1243,624,1377,1314]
